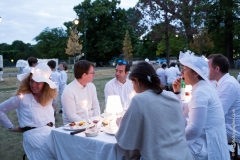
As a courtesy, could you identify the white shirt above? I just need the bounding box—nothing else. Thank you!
[50,71,61,91]
[22,66,33,74]
[156,68,167,86]
[59,70,67,92]
[180,80,229,159]
[237,72,240,83]
[0,94,54,128]
[61,79,100,125]
[104,78,134,107]
[217,73,240,142]
[0,93,55,159]
[165,66,180,84]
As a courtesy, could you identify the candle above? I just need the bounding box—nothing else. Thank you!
[82,100,89,122]
[20,94,23,99]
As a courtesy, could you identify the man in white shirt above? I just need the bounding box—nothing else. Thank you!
[104,60,134,109]
[156,63,167,89]
[208,54,240,143]
[165,62,180,91]
[22,57,38,73]
[61,60,100,125]
[47,60,61,115]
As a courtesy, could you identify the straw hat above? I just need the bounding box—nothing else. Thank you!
[179,50,210,84]
[17,63,57,89]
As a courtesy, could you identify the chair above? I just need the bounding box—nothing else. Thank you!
[229,142,239,160]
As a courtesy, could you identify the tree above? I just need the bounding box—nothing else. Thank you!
[206,0,240,67]
[72,0,130,63]
[135,0,206,65]
[34,27,68,59]
[65,29,83,63]
[189,28,214,55]
[122,30,133,61]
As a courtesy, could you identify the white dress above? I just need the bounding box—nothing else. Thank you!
[0,94,55,160]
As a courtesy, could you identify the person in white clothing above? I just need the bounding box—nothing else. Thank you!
[61,60,100,125]
[208,54,240,143]
[0,63,57,160]
[116,62,193,160]
[22,56,38,74]
[58,62,68,113]
[47,60,62,115]
[104,60,134,109]
[173,51,230,160]
[165,62,180,91]
[237,72,240,83]
[156,63,167,89]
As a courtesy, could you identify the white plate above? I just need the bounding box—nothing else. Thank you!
[105,127,119,135]
[63,121,95,131]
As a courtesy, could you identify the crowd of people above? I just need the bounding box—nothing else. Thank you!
[0,52,239,160]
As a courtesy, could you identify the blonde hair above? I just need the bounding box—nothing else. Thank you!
[16,74,57,106]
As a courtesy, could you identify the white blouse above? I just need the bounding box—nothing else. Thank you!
[0,94,54,129]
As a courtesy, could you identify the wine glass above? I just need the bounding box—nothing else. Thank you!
[90,109,101,128]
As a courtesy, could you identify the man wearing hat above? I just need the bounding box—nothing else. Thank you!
[208,54,240,144]
[61,60,100,125]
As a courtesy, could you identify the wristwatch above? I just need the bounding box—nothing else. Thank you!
[9,126,15,132]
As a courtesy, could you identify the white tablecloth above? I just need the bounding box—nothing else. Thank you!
[47,127,126,160]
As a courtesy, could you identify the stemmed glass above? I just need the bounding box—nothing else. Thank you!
[90,109,101,128]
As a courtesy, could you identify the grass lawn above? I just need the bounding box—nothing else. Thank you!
[0,67,239,159]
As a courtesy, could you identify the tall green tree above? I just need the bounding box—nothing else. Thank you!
[72,0,130,63]
[206,0,240,67]
[34,27,68,59]
[135,0,206,64]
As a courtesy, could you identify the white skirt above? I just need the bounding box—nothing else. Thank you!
[23,126,55,160]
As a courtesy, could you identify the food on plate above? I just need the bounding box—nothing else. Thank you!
[69,122,76,126]
[102,121,108,127]
[78,121,85,126]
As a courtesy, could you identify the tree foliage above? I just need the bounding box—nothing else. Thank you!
[65,30,83,56]
[73,0,131,63]
[34,27,68,59]
[189,28,214,55]
[122,30,133,61]
[206,0,240,67]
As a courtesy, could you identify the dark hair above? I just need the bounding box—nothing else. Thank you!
[170,62,175,67]
[129,62,163,94]
[74,60,94,79]
[117,63,130,73]
[207,54,229,73]
[162,63,167,68]
[27,57,38,66]
[59,62,68,71]
[47,60,56,69]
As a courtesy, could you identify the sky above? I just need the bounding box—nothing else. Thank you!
[0,0,138,45]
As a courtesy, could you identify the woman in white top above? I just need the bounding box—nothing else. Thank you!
[116,62,193,160]
[173,51,230,160]
[0,63,57,160]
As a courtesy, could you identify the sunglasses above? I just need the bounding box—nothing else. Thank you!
[118,60,127,65]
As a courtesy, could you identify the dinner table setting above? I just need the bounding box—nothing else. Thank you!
[47,100,127,160]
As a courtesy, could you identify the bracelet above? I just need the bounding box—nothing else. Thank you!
[174,91,180,95]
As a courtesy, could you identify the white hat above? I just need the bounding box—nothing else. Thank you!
[145,58,150,63]
[17,63,57,89]
[179,50,210,84]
